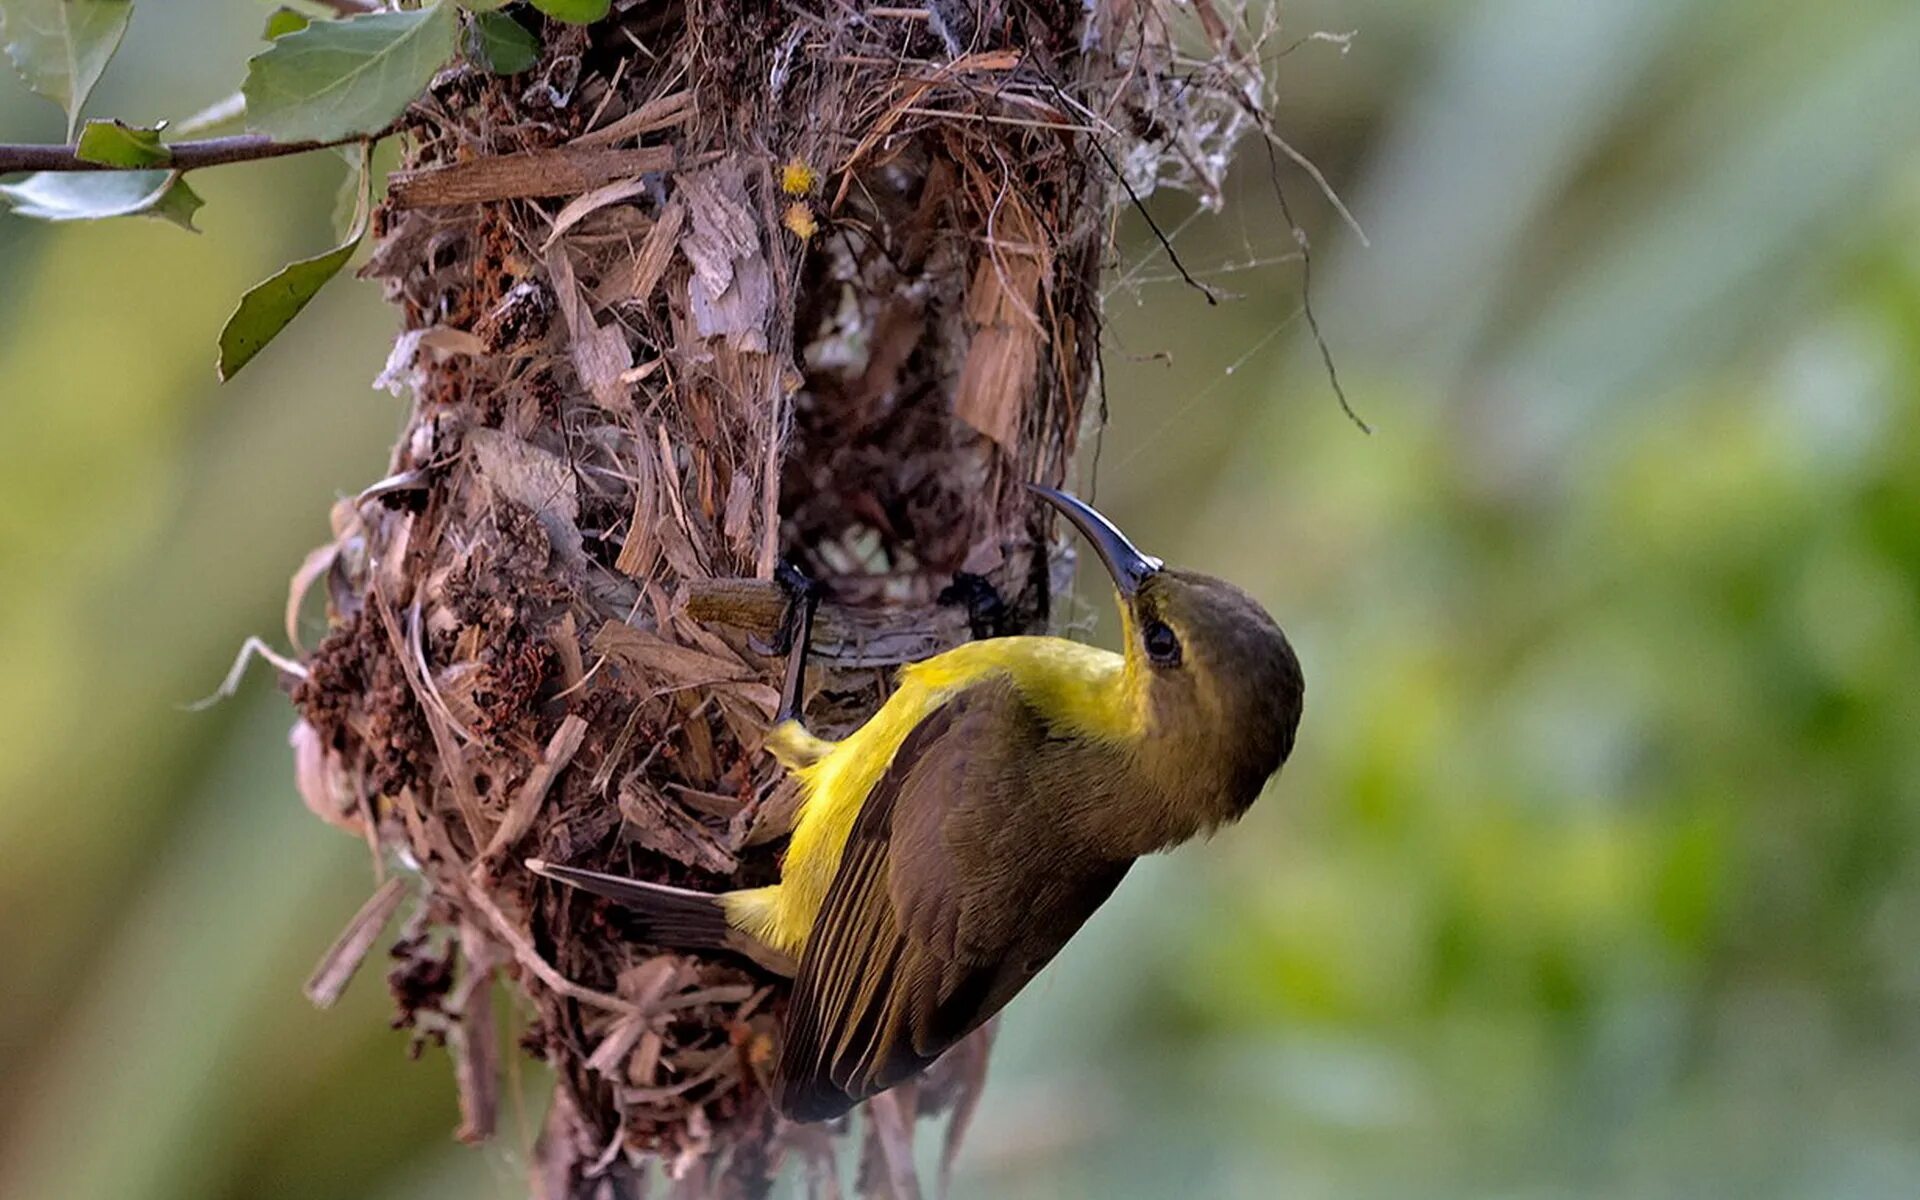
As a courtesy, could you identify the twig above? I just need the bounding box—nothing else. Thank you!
[389,145,675,209]
[406,798,637,1016]
[461,871,636,1015]
[370,590,488,846]
[1262,138,1371,433]
[305,876,410,1008]
[478,714,590,863]
[184,635,308,712]
[0,130,385,176]
[1089,128,1216,305]
[1022,66,1219,306]
[452,921,502,1144]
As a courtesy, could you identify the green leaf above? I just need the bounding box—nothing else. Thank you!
[243,3,458,145]
[328,141,373,241]
[0,0,134,138]
[0,169,203,229]
[457,0,509,11]
[467,10,536,75]
[74,118,171,168]
[530,0,609,25]
[216,236,363,380]
[217,147,373,381]
[263,6,310,41]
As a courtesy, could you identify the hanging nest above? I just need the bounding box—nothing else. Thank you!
[285,2,1274,1195]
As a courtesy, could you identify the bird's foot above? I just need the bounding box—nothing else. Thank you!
[939,571,1010,641]
[752,560,823,658]
[757,560,823,726]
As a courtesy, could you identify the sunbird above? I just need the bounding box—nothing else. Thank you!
[528,486,1303,1120]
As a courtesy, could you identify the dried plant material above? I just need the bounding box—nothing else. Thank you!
[653,421,711,579]
[467,426,586,561]
[590,620,755,692]
[682,578,973,668]
[548,244,635,412]
[624,1042,741,1104]
[585,959,676,1076]
[743,775,805,849]
[954,197,1048,450]
[572,89,695,148]
[831,49,1026,204]
[722,470,756,552]
[291,717,362,836]
[452,922,502,1144]
[286,540,341,656]
[550,613,586,691]
[475,278,556,354]
[481,714,589,862]
[375,324,487,394]
[304,876,409,1008]
[189,634,308,713]
[864,1087,924,1200]
[532,1086,597,1200]
[373,594,486,846]
[615,447,662,579]
[621,359,663,386]
[543,176,653,251]
[594,196,685,310]
[587,1009,652,1080]
[679,164,770,350]
[388,145,674,208]
[618,776,738,875]
[454,855,633,1015]
[923,1025,996,1200]
[417,327,488,356]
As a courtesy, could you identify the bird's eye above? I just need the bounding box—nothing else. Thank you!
[1143,620,1182,666]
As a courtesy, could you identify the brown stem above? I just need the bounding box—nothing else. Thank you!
[315,0,381,14]
[0,131,383,176]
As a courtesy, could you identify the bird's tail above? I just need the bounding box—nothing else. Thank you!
[525,859,731,950]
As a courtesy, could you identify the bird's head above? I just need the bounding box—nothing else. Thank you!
[1032,485,1305,820]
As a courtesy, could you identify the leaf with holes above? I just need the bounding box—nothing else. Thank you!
[0,0,133,137]
[0,168,203,229]
[74,119,171,168]
[243,3,458,144]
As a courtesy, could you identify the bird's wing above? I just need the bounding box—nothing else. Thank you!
[775,676,1132,1121]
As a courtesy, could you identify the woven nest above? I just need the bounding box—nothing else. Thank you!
[284,2,1271,1195]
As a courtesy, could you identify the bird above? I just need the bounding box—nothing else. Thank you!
[527,485,1304,1121]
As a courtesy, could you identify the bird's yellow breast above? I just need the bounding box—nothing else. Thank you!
[723,636,1137,955]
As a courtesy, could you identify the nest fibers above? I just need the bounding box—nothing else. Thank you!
[286,2,1279,1194]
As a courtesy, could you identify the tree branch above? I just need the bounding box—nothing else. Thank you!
[0,131,382,176]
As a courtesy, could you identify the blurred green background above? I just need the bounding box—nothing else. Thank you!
[4,1,1919,1197]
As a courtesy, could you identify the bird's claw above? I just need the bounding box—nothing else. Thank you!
[939,571,1010,641]
[752,560,823,658]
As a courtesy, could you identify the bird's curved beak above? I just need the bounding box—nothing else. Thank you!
[1029,484,1163,597]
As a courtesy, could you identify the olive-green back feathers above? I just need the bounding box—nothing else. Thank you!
[775,679,1131,1121]
[774,566,1303,1121]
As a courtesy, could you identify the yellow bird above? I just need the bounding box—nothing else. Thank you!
[528,486,1303,1120]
